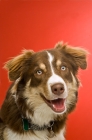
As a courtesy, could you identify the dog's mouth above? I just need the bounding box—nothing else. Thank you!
[41,94,66,113]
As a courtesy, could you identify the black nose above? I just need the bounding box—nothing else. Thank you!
[51,83,64,95]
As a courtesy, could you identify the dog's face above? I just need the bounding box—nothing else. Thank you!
[5,42,87,120]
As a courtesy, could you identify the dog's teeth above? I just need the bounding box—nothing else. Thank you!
[52,104,55,108]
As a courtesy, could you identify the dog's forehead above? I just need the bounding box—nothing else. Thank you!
[31,49,61,67]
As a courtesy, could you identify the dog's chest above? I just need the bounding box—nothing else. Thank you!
[3,127,65,140]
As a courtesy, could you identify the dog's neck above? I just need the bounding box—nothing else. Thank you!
[24,103,57,127]
[22,117,56,138]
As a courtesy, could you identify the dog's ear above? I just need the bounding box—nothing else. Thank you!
[55,42,88,70]
[4,50,34,81]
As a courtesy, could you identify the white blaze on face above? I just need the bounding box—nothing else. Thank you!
[46,51,68,99]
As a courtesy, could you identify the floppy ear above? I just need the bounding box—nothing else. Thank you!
[4,50,34,81]
[55,42,88,70]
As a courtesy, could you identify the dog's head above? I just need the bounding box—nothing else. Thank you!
[4,42,87,120]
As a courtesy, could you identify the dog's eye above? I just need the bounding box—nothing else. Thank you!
[36,70,43,75]
[61,66,66,71]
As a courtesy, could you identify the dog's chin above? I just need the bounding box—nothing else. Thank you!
[41,94,66,114]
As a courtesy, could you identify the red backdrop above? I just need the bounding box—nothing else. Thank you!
[0,1,92,140]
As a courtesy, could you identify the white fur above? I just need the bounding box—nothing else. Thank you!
[28,102,56,126]
[4,127,65,140]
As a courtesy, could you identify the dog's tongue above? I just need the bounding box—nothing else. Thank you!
[50,98,65,112]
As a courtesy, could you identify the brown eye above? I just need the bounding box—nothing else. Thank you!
[36,70,43,75]
[61,66,66,71]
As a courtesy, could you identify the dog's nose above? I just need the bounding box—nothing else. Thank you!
[51,83,64,95]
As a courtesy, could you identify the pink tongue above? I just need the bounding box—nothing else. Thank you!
[51,99,65,110]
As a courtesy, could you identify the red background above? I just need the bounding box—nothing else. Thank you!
[0,1,92,140]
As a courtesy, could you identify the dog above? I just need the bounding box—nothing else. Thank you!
[0,42,88,140]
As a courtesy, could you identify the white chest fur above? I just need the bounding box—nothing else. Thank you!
[3,127,65,140]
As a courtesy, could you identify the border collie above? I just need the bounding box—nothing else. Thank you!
[0,42,88,140]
